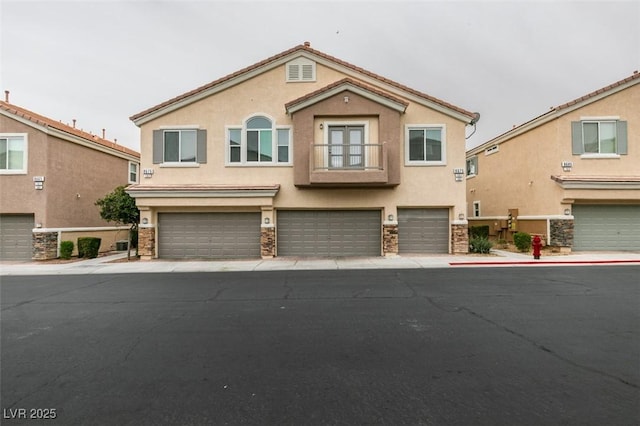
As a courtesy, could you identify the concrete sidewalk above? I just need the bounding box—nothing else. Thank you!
[1,250,639,275]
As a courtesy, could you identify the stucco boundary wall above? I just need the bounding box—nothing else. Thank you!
[33,226,131,259]
[468,217,573,250]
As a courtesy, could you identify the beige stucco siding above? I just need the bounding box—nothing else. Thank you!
[1,115,137,228]
[138,62,468,217]
[467,83,639,219]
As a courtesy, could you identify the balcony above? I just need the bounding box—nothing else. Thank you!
[308,143,390,186]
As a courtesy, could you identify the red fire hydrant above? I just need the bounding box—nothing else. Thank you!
[532,235,542,260]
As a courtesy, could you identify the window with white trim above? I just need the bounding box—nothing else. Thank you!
[466,156,478,177]
[0,133,27,174]
[227,115,291,165]
[405,125,446,165]
[473,201,481,217]
[128,162,139,184]
[152,128,207,165]
[571,119,627,156]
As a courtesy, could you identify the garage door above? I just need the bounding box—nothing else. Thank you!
[398,209,449,254]
[277,210,381,257]
[573,205,640,251]
[158,212,261,259]
[0,214,34,261]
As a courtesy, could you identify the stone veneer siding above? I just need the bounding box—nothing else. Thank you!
[383,223,398,256]
[138,227,156,258]
[451,224,469,254]
[261,226,275,258]
[549,219,574,248]
[33,231,58,260]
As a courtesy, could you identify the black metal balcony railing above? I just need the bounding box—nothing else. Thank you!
[311,143,384,170]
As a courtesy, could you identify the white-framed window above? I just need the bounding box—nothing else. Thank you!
[128,162,139,184]
[473,201,481,217]
[485,145,499,156]
[572,119,627,157]
[152,128,207,165]
[405,125,446,165]
[0,133,27,174]
[164,129,196,162]
[466,156,478,177]
[286,57,316,82]
[227,115,291,165]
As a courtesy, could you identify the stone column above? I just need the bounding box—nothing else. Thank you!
[451,224,469,254]
[32,231,58,260]
[383,223,398,256]
[549,219,574,252]
[261,226,276,258]
[138,227,156,260]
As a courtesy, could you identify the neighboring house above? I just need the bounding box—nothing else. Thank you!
[466,72,639,251]
[0,95,141,260]
[127,42,478,260]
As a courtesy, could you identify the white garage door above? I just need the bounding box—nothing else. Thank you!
[277,210,381,257]
[398,209,449,254]
[0,214,34,261]
[158,212,261,259]
[573,205,640,251]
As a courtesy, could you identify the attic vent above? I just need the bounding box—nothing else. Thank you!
[485,145,499,156]
[286,57,316,82]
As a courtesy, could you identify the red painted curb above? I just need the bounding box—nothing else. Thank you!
[450,260,640,266]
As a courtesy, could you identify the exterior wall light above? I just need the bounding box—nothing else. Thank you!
[388,214,394,221]
[458,213,465,220]
[142,218,149,224]
[264,217,270,224]
[564,209,571,215]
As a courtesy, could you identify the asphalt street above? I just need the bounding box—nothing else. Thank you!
[1,266,639,425]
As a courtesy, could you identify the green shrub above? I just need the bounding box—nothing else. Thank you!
[513,232,532,252]
[60,241,74,260]
[469,237,493,254]
[469,225,490,239]
[77,237,101,259]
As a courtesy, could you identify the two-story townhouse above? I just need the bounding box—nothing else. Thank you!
[127,42,478,260]
[0,95,141,260]
[466,72,639,251]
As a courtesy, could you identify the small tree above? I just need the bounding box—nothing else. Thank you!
[95,186,139,260]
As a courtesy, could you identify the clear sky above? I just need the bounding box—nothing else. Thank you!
[1,0,638,151]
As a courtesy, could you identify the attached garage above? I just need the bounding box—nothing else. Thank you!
[158,212,261,259]
[398,208,449,254]
[277,210,381,257]
[573,205,640,251]
[0,214,34,261]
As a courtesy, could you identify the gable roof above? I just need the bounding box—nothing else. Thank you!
[468,71,640,156]
[130,43,475,125]
[285,78,409,114]
[0,100,140,160]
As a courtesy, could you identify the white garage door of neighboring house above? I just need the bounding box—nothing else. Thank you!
[0,214,34,261]
[398,209,449,254]
[573,205,640,251]
[158,212,261,259]
[277,210,381,257]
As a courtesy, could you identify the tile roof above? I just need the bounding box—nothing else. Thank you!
[468,71,640,154]
[130,43,475,122]
[0,100,140,158]
[555,71,639,110]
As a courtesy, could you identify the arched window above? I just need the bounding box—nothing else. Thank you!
[227,115,291,165]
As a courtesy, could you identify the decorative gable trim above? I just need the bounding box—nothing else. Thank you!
[285,78,409,114]
[131,43,475,126]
